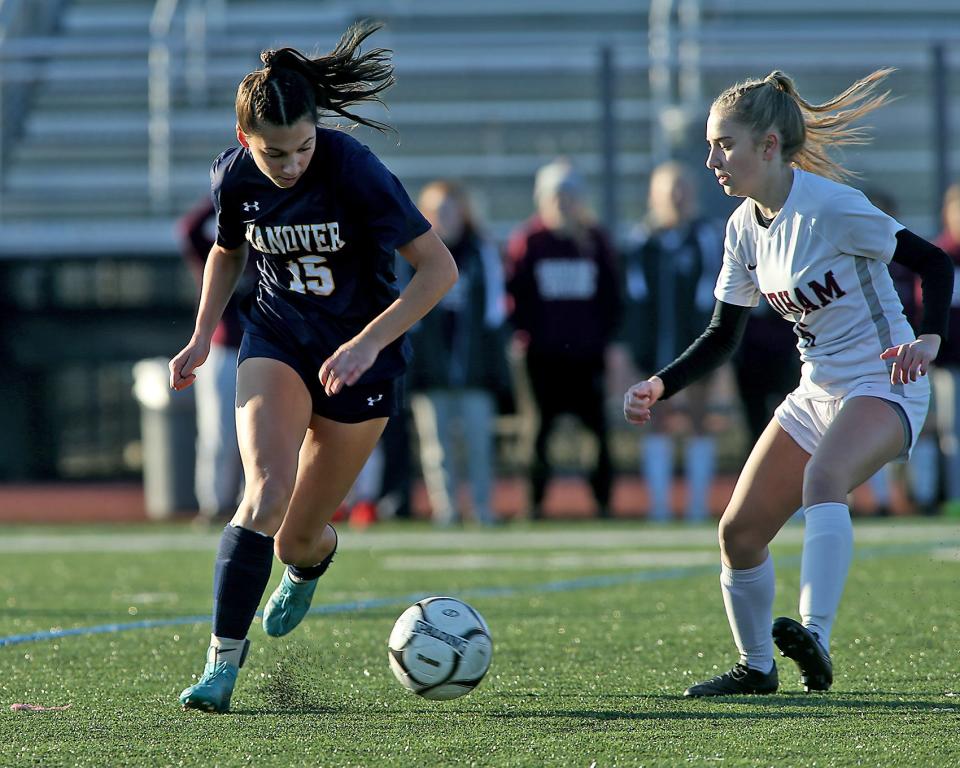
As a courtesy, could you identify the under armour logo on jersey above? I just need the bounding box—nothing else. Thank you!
[242,201,260,212]
[367,394,384,407]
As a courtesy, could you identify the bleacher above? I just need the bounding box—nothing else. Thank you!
[0,0,958,482]
[3,0,955,256]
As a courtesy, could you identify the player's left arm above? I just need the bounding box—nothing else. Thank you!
[319,229,458,395]
[879,229,954,384]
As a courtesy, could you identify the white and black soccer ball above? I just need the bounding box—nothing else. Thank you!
[388,596,492,700]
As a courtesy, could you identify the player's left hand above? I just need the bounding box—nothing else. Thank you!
[319,335,381,396]
[879,334,941,385]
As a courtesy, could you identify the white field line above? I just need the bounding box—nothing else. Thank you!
[382,551,717,571]
[3,521,960,554]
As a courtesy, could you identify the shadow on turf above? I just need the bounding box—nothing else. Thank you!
[485,691,953,721]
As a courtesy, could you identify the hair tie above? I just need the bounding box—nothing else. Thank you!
[764,73,788,92]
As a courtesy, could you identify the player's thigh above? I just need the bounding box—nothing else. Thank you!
[235,357,313,498]
[720,418,808,564]
[280,414,389,538]
[803,396,907,504]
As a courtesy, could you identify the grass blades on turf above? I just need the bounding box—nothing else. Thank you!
[2,520,959,768]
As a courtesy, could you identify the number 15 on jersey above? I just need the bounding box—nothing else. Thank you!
[287,255,335,296]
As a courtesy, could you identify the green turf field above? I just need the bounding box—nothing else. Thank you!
[2,520,960,767]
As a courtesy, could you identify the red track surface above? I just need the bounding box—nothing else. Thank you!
[0,475,899,524]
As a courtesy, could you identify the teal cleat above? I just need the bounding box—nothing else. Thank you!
[262,569,319,637]
[179,640,249,713]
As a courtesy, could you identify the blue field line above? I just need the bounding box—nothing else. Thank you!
[0,540,953,649]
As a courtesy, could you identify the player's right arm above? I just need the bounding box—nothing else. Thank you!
[169,243,249,390]
[623,299,751,426]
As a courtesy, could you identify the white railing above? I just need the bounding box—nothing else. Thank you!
[0,0,63,219]
[147,0,179,215]
[648,0,706,167]
[148,0,227,214]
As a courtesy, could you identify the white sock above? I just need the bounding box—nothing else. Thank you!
[799,502,853,652]
[210,634,247,669]
[720,556,775,672]
[684,436,715,522]
[643,434,673,522]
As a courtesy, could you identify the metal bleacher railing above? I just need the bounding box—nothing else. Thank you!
[0,0,957,483]
[0,0,956,255]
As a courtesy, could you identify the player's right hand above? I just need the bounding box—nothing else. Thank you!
[169,337,210,391]
[623,377,665,426]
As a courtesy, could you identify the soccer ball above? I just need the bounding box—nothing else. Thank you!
[387,596,493,700]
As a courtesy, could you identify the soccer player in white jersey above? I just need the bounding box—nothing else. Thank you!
[624,69,954,696]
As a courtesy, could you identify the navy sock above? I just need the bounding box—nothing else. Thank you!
[212,524,275,639]
[289,528,338,582]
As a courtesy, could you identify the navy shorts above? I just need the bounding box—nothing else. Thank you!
[238,328,403,423]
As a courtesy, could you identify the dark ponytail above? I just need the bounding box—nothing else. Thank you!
[236,20,395,134]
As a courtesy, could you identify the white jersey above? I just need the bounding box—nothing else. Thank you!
[715,169,923,400]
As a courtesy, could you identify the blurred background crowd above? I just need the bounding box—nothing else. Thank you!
[1,0,958,525]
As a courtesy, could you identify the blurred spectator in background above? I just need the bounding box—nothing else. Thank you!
[507,159,621,518]
[178,197,254,524]
[622,161,723,522]
[732,301,801,447]
[408,180,512,526]
[928,182,960,515]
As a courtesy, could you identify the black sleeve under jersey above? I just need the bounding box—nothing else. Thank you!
[655,300,751,400]
[891,228,954,340]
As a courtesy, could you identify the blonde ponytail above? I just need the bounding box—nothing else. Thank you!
[712,68,895,181]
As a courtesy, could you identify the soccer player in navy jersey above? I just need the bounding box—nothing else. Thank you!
[170,22,457,713]
[624,69,953,697]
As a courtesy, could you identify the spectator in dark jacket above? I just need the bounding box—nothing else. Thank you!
[409,181,512,526]
[507,159,622,518]
[622,162,725,522]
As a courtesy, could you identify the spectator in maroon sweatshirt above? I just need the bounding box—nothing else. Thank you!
[506,159,622,518]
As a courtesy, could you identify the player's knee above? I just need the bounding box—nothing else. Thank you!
[238,474,295,533]
[802,459,847,505]
[718,514,764,563]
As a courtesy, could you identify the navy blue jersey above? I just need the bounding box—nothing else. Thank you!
[211,127,431,384]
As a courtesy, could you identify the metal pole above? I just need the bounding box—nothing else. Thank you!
[149,0,180,216]
[598,45,618,242]
[648,0,676,167]
[931,42,950,226]
[185,0,207,107]
[677,0,702,111]
[0,63,5,222]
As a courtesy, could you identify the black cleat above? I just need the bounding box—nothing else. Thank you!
[772,616,833,692]
[683,662,778,697]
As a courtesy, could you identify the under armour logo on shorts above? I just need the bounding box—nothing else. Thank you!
[367,394,384,407]
[243,201,260,212]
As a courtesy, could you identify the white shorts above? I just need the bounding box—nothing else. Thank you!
[774,379,930,461]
